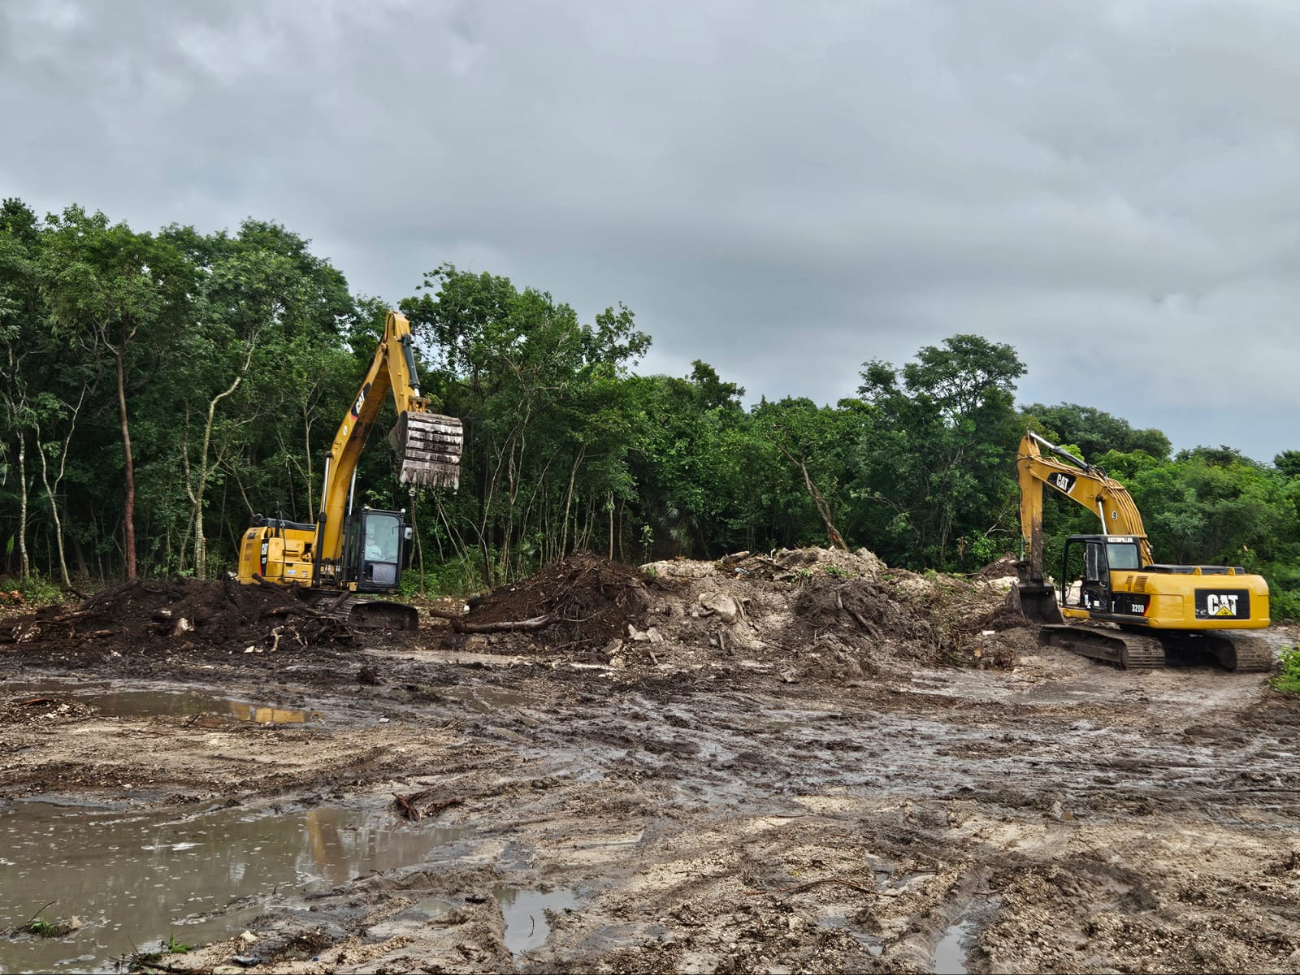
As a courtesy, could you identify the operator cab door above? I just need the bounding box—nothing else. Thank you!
[1081,540,1111,613]
[346,509,404,592]
[1062,537,1111,614]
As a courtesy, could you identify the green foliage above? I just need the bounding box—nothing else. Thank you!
[12,573,63,604]
[1023,403,1172,462]
[856,335,1025,570]
[1270,646,1300,695]
[23,914,59,937]
[6,193,1300,615]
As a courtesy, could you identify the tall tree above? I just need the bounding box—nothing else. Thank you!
[857,335,1025,569]
[40,206,192,580]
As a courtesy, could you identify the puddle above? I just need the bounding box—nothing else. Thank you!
[8,685,322,724]
[436,685,538,715]
[934,918,975,974]
[495,887,580,957]
[0,801,473,974]
[819,915,883,955]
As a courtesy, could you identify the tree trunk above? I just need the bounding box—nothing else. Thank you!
[412,491,426,594]
[115,346,138,580]
[33,419,71,587]
[16,430,30,579]
[773,440,848,552]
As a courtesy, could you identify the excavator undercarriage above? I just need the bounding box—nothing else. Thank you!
[1013,578,1273,672]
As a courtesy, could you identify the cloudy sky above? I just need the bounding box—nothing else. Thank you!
[4,0,1300,460]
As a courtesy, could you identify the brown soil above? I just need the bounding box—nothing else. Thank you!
[457,551,655,652]
[0,578,354,664]
[2,548,1296,975]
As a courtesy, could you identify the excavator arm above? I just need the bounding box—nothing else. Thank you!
[315,311,462,570]
[1017,431,1154,576]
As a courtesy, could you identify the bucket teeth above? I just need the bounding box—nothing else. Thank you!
[391,412,463,490]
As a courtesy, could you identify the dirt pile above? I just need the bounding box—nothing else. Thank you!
[454,551,653,653]
[0,578,353,660]
[453,547,1023,676]
[645,545,885,583]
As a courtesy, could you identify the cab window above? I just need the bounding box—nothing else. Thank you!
[1106,542,1140,571]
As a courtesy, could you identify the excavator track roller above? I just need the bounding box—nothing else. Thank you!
[393,412,463,490]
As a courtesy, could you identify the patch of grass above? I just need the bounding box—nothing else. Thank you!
[1270,645,1300,695]
[23,914,60,937]
[16,902,71,939]
[128,933,191,969]
[824,565,851,579]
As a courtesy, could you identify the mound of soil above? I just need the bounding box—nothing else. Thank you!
[458,552,654,652]
[0,578,352,660]
[971,554,1021,582]
[645,546,885,583]
[789,576,936,646]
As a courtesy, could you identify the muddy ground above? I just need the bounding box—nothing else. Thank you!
[2,550,1299,974]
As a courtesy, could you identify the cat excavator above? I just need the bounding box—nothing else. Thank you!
[1012,431,1273,672]
[235,311,462,629]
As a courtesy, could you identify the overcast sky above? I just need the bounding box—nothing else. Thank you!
[4,0,1300,460]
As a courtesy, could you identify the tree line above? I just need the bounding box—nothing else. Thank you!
[4,200,1300,617]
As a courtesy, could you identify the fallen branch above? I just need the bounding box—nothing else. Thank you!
[392,789,464,822]
[452,614,552,634]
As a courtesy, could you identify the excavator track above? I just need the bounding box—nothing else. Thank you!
[1202,632,1276,673]
[1039,624,1166,670]
[303,590,420,631]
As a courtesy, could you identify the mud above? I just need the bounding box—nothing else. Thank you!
[2,551,1298,974]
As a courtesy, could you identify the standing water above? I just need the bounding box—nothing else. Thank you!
[0,801,470,974]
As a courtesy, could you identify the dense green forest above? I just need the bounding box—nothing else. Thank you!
[4,200,1300,617]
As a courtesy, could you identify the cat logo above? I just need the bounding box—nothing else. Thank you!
[351,381,371,420]
[1194,589,1248,619]
[1206,594,1238,617]
[1048,472,1076,494]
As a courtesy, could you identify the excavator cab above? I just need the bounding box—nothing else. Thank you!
[344,507,407,592]
[1060,535,1143,613]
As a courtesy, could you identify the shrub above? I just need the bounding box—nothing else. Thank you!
[1271,646,1300,695]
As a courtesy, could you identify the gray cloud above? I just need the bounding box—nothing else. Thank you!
[5,0,1300,459]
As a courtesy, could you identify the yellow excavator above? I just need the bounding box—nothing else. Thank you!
[235,311,462,629]
[1013,431,1273,671]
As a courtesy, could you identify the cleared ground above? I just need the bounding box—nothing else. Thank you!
[2,555,1298,974]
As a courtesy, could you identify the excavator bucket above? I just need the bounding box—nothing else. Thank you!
[349,599,420,631]
[1010,582,1066,625]
[391,412,463,490]
[1009,560,1065,625]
